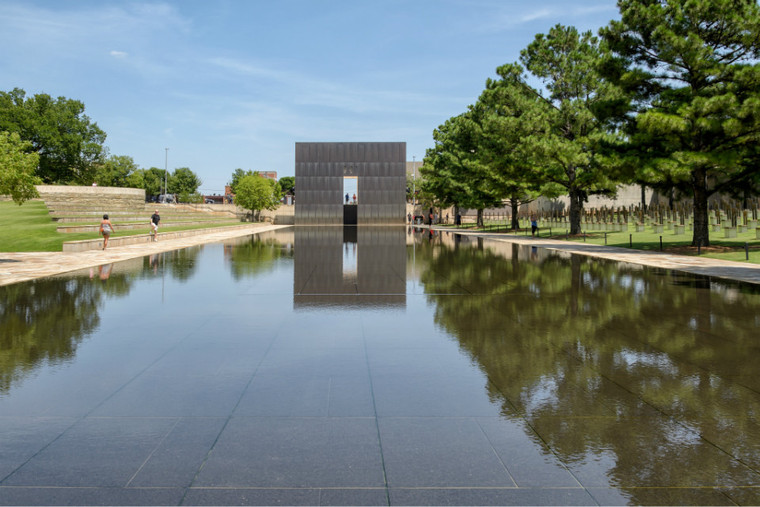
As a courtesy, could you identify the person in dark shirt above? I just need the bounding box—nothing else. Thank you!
[150,210,160,242]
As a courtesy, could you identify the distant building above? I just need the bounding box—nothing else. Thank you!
[406,161,421,180]
[258,171,277,180]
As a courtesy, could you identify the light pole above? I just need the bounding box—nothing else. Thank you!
[164,148,169,201]
[412,155,416,207]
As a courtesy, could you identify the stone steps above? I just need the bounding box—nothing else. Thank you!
[48,206,231,217]
[51,213,233,223]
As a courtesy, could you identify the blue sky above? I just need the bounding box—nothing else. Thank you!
[0,0,618,194]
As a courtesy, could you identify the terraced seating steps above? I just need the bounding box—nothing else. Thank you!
[40,192,246,243]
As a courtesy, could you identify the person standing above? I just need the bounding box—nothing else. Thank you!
[530,213,538,237]
[150,210,160,241]
[100,214,114,250]
[345,193,349,204]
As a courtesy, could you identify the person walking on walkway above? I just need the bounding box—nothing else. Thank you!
[530,213,538,237]
[150,210,161,241]
[100,214,114,250]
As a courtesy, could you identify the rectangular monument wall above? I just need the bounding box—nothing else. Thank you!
[295,142,406,225]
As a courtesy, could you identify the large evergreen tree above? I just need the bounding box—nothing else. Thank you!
[422,112,502,226]
[601,0,760,246]
[475,64,544,229]
[516,25,622,234]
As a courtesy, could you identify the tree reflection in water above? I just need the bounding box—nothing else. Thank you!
[417,233,760,498]
[224,232,292,281]
[0,271,128,395]
[0,246,207,397]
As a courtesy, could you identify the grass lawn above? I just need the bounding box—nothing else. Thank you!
[439,219,760,265]
[0,200,243,252]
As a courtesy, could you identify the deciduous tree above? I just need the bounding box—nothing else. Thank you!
[93,155,139,187]
[235,173,282,221]
[168,167,202,196]
[0,131,41,204]
[278,176,295,195]
[229,168,256,194]
[138,167,166,197]
[0,88,106,184]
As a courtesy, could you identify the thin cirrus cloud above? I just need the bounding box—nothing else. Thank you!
[479,2,617,31]
[110,50,128,58]
[204,56,458,116]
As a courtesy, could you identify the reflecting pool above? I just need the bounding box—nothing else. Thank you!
[1,226,760,506]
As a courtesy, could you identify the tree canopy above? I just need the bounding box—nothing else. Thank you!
[279,176,295,195]
[600,0,760,246]
[169,167,202,196]
[420,3,760,245]
[229,168,257,194]
[516,25,623,234]
[234,173,282,221]
[0,88,106,184]
[0,131,41,204]
[93,155,139,188]
[423,25,623,233]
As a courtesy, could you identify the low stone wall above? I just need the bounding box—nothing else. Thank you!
[62,224,259,252]
[37,185,145,209]
[178,203,294,224]
[262,204,295,225]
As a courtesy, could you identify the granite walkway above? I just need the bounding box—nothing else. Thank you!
[448,227,760,286]
[0,223,289,287]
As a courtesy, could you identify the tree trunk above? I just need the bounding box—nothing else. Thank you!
[477,209,484,228]
[695,277,712,333]
[569,187,583,235]
[691,166,710,247]
[510,199,520,230]
[641,184,647,212]
[568,255,581,317]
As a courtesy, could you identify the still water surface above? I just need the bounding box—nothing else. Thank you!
[1,227,760,505]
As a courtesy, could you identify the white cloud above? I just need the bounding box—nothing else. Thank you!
[519,8,555,23]
[110,50,128,58]
[477,1,617,31]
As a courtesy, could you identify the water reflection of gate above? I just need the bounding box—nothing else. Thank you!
[293,226,406,309]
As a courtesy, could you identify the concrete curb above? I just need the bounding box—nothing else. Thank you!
[62,224,263,252]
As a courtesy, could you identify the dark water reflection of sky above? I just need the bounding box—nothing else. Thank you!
[1,226,760,506]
